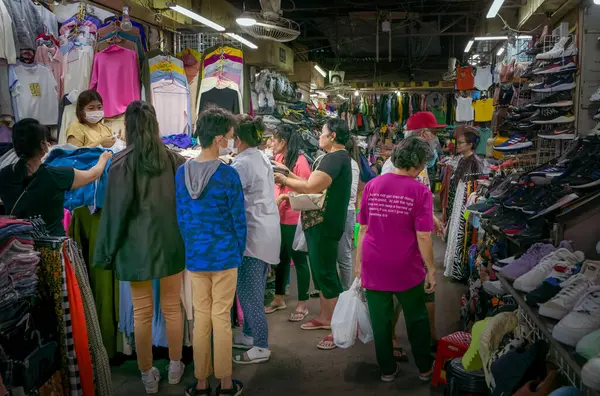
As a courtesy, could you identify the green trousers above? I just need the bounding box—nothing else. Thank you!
[305,223,343,300]
[274,224,311,301]
[366,282,434,375]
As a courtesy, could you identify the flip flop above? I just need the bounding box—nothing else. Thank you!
[232,347,271,365]
[300,318,331,330]
[393,347,409,362]
[316,334,336,350]
[288,311,309,322]
[264,303,287,314]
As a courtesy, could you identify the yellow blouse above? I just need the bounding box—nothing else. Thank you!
[66,120,112,147]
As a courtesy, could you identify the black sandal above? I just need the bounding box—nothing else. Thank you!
[393,347,409,363]
[185,382,212,395]
[216,380,243,396]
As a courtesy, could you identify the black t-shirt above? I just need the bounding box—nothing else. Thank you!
[302,150,352,240]
[0,161,75,236]
[199,87,240,114]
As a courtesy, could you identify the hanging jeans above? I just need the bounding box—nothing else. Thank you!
[237,257,270,348]
[366,281,434,375]
[129,272,183,372]
[336,209,356,291]
[189,268,237,379]
[274,224,310,301]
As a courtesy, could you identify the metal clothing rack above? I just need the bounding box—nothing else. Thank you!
[174,32,242,54]
[497,273,594,395]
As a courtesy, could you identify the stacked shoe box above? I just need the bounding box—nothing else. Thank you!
[483,242,600,392]
[494,36,578,154]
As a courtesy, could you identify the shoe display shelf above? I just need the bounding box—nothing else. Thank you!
[531,34,579,165]
[497,273,594,395]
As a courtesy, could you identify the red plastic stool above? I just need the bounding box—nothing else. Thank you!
[431,331,472,387]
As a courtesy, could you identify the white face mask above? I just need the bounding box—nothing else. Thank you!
[85,110,104,124]
[227,138,236,153]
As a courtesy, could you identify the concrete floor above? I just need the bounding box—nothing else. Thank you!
[111,237,466,396]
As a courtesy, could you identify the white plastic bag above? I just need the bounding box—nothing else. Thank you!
[356,289,373,344]
[331,278,363,348]
[292,217,307,252]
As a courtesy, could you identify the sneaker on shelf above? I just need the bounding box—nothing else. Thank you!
[489,174,520,199]
[498,243,557,281]
[538,128,576,140]
[577,329,600,360]
[533,57,577,74]
[167,361,185,385]
[493,135,534,151]
[536,36,578,60]
[530,74,576,93]
[590,86,600,102]
[525,258,585,306]
[513,249,585,293]
[530,108,575,124]
[569,169,600,189]
[533,91,574,108]
[535,25,550,48]
[513,103,539,113]
[552,287,600,347]
[467,198,497,214]
[539,269,599,320]
[529,166,569,178]
[493,256,516,272]
[514,122,541,131]
[141,367,161,395]
[506,111,537,122]
[513,224,545,240]
[594,109,600,121]
[483,280,507,296]
[582,354,600,392]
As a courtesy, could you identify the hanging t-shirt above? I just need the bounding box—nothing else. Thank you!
[33,4,58,37]
[473,98,494,122]
[455,97,474,122]
[199,87,240,114]
[474,65,493,91]
[358,173,434,292]
[477,128,492,156]
[456,66,475,91]
[34,45,63,99]
[63,45,94,97]
[89,45,140,118]
[151,79,190,136]
[10,63,58,125]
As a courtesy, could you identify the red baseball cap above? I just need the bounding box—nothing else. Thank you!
[406,111,447,130]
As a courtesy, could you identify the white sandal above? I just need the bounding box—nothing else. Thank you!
[232,346,271,365]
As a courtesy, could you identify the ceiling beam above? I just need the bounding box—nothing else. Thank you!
[296,31,473,42]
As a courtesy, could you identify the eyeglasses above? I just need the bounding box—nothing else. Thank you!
[457,141,468,145]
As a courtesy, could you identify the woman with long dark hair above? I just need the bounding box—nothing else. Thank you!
[265,124,312,322]
[273,118,352,350]
[94,101,186,394]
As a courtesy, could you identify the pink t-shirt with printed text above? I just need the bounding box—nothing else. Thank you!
[274,153,312,225]
[358,173,434,292]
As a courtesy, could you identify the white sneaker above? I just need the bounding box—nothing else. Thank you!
[582,355,600,391]
[591,86,600,102]
[513,249,584,293]
[483,280,507,296]
[141,367,161,394]
[167,360,185,385]
[233,331,254,350]
[536,36,578,60]
[539,273,596,320]
[552,287,600,346]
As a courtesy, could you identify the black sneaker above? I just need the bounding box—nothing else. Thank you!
[515,122,541,131]
[505,111,536,121]
[530,74,575,93]
[533,91,574,108]
[530,108,575,124]
[513,103,538,113]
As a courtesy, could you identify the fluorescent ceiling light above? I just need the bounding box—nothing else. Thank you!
[337,94,345,99]
[314,64,327,78]
[236,12,256,26]
[497,47,505,56]
[486,0,505,18]
[166,3,225,31]
[595,0,600,4]
[225,33,258,49]
[474,36,508,41]
[354,90,360,96]
[464,39,474,52]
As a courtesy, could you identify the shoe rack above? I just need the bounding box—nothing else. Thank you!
[577,5,600,137]
[534,33,578,165]
[498,273,595,396]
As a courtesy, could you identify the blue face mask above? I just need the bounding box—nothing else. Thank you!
[427,149,438,168]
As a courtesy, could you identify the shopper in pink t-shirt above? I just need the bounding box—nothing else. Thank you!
[264,124,312,322]
[356,136,436,383]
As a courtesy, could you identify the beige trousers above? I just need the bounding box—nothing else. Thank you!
[130,272,184,372]
[189,268,238,379]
